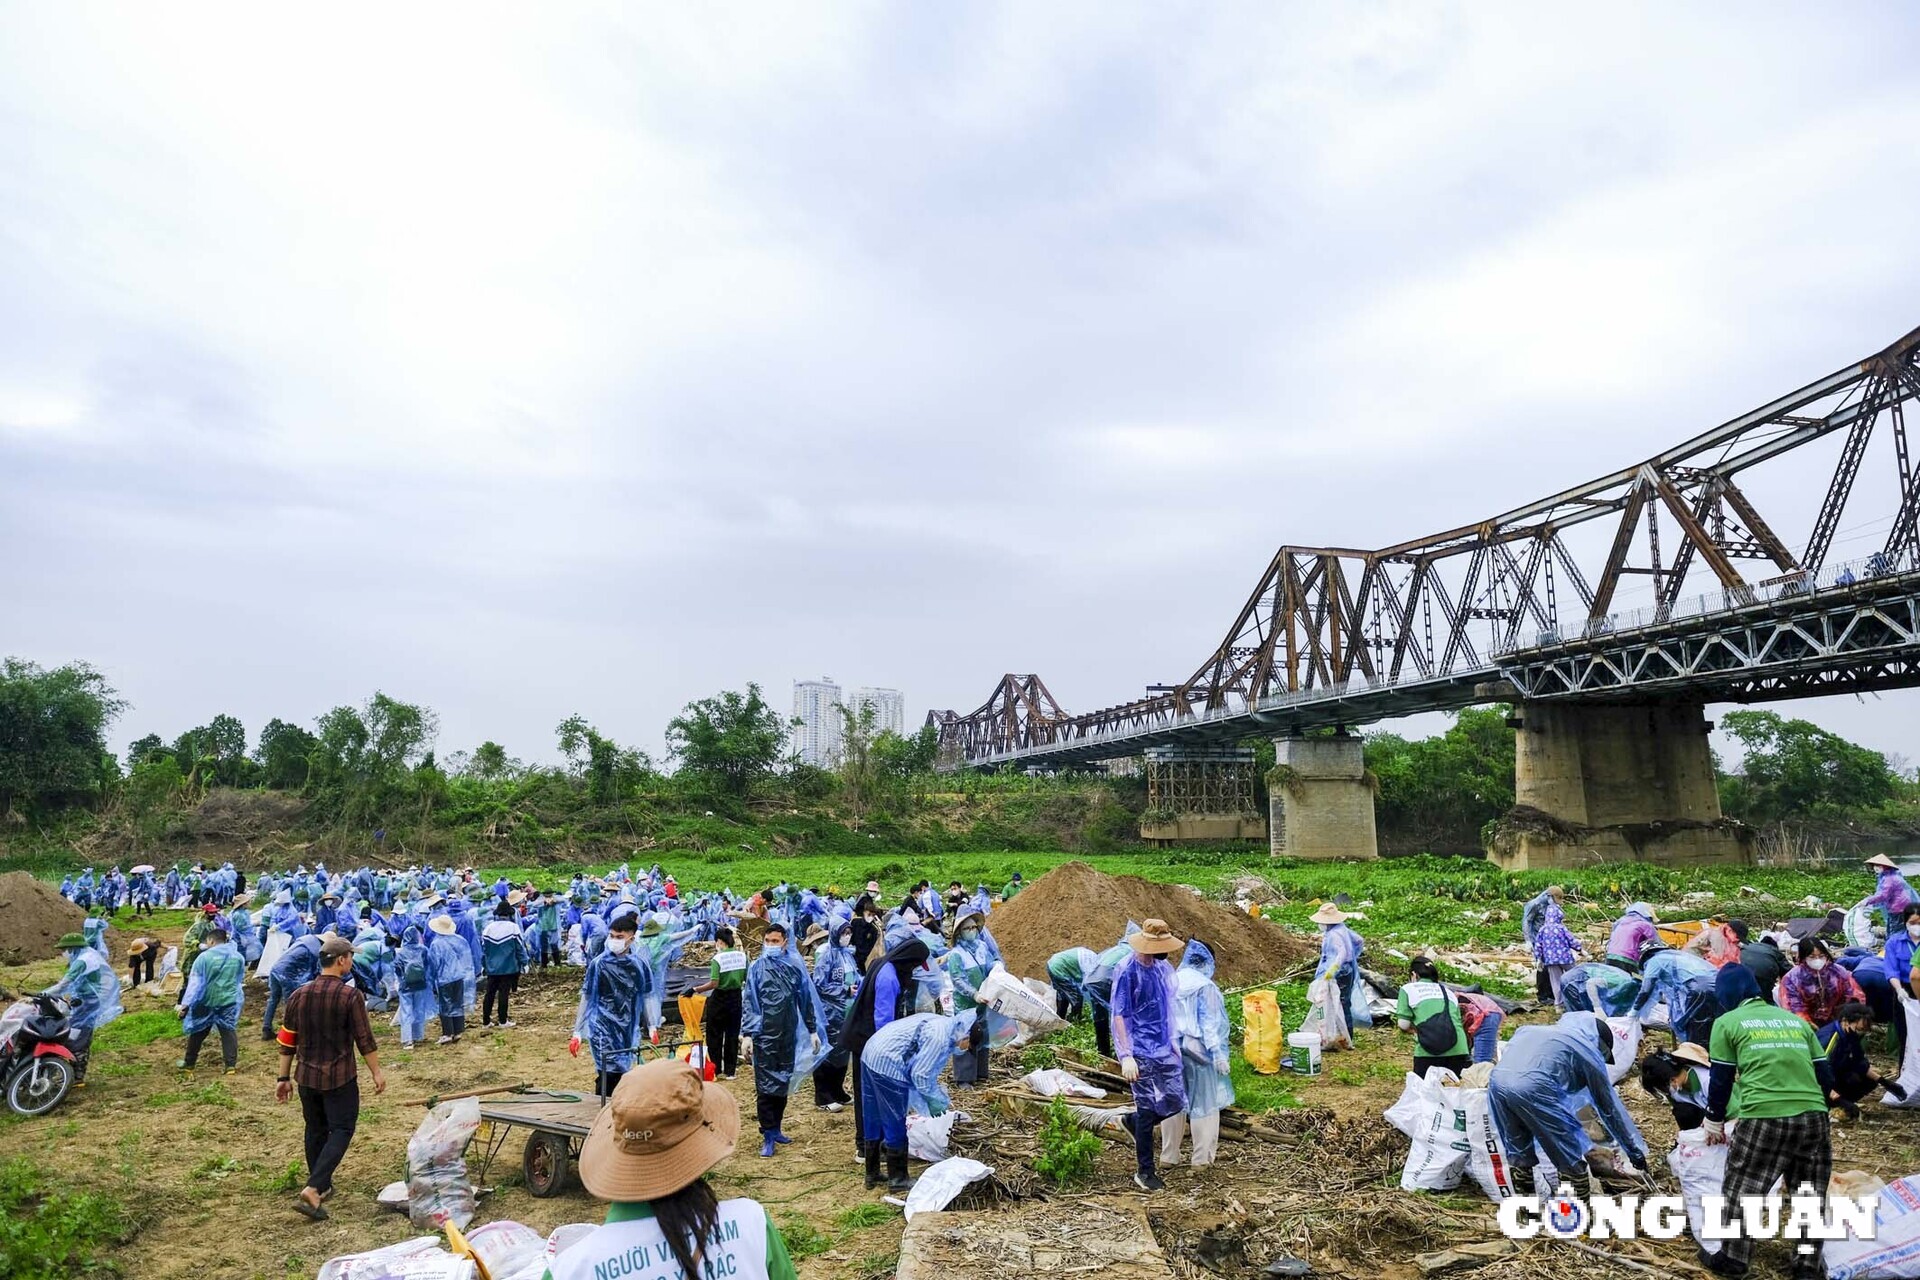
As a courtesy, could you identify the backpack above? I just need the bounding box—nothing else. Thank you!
[1413,983,1459,1056]
[402,961,428,992]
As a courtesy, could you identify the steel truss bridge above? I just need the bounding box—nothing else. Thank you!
[930,325,1920,769]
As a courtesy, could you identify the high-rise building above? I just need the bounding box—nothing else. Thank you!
[791,677,843,767]
[848,687,906,737]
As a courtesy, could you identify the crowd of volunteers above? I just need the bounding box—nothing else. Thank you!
[41,852,1920,1279]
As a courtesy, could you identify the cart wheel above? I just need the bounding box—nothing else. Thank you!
[523,1132,573,1197]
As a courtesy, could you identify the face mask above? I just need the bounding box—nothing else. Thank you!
[959,929,979,942]
[1808,957,1827,971]
[1908,926,1920,941]
[606,937,630,955]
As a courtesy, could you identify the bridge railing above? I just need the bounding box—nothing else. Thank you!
[1491,549,1920,656]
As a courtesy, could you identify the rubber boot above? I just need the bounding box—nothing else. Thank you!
[884,1147,913,1193]
[864,1141,882,1190]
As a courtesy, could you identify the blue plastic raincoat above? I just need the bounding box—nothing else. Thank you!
[1559,962,1642,1017]
[395,927,434,1043]
[180,941,245,1033]
[426,927,477,1019]
[1488,1011,1645,1177]
[1172,941,1235,1119]
[860,1013,961,1148]
[812,928,859,1072]
[743,938,823,1097]
[1112,950,1187,1118]
[49,945,123,1030]
[638,920,700,1030]
[573,946,651,1075]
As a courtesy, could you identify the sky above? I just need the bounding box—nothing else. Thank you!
[5,3,1920,772]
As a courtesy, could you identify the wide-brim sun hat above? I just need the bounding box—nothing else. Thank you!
[801,925,828,950]
[129,940,149,956]
[1128,918,1185,955]
[428,915,458,935]
[579,1059,739,1201]
[232,892,253,906]
[954,911,986,934]
[507,890,526,906]
[1672,1042,1712,1068]
[1310,903,1349,926]
[1866,854,1901,871]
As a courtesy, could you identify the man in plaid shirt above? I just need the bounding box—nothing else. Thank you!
[276,934,387,1221]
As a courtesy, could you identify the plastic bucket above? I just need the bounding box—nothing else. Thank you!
[1287,1031,1322,1076]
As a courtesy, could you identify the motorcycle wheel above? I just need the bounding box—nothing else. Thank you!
[7,1057,75,1117]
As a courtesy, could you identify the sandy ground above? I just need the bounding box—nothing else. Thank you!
[7,922,1920,1280]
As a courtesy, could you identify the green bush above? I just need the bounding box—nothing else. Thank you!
[0,1157,129,1280]
[1032,1096,1102,1185]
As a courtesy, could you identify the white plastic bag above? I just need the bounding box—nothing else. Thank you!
[979,965,1067,1035]
[1603,1016,1641,1085]
[257,929,291,978]
[1825,1176,1920,1280]
[1386,1070,1468,1191]
[155,946,180,985]
[463,1221,545,1280]
[907,1109,968,1162]
[407,1097,482,1230]
[1302,977,1351,1052]
[1886,995,1920,1110]
[1667,1128,1729,1258]
[316,1238,473,1280]
[902,1156,994,1220]
[1020,1068,1106,1099]
[1845,897,1881,951]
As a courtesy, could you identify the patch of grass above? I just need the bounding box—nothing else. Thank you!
[1033,1095,1102,1185]
[0,1156,131,1280]
[778,1216,833,1259]
[258,1159,304,1193]
[93,1009,179,1050]
[848,1249,899,1280]
[190,1155,241,1180]
[147,1082,234,1109]
[833,1203,894,1232]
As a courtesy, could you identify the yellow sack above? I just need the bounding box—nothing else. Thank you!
[1242,988,1284,1075]
[678,993,708,1039]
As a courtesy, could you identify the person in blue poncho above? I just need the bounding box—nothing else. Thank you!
[425,914,477,1045]
[229,893,261,965]
[1112,918,1187,1193]
[177,925,245,1072]
[1631,945,1723,1046]
[44,931,123,1087]
[944,912,995,1085]
[1085,926,1139,1060]
[810,923,859,1109]
[262,932,325,1040]
[1559,960,1642,1017]
[743,923,823,1158]
[637,915,701,1041]
[395,925,435,1049]
[859,1012,967,1193]
[1488,1010,1648,1201]
[1159,938,1235,1168]
[839,933,930,1161]
[447,896,483,974]
[570,912,652,1098]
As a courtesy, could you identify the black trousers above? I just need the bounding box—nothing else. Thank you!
[298,1079,359,1195]
[1414,1054,1472,1079]
[951,1015,990,1084]
[482,973,518,1024]
[755,1089,788,1136]
[813,1055,851,1105]
[436,982,466,1038]
[129,952,156,987]
[849,1048,869,1153]
[706,989,742,1077]
[594,1068,626,1099]
[184,1025,238,1069]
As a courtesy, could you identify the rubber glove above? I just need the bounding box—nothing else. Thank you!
[1627,1150,1649,1171]
[568,1036,582,1057]
[1702,1119,1726,1145]
[1886,1079,1909,1100]
[1213,1055,1231,1077]
[1121,1056,1140,1082]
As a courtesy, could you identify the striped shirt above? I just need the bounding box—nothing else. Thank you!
[861,1012,957,1102]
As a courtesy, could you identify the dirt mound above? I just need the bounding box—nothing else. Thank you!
[0,872,85,965]
[991,861,1310,987]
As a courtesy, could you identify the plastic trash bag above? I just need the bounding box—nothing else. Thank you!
[540,1224,598,1273]
[1301,977,1350,1052]
[155,946,180,985]
[1385,1069,1467,1191]
[1020,1068,1106,1099]
[377,1181,411,1213]
[1602,1016,1641,1086]
[315,1237,473,1280]
[907,1109,968,1162]
[1846,897,1882,951]
[462,1221,546,1280]
[1825,1175,1920,1280]
[407,1098,482,1230]
[1241,990,1284,1074]
[1667,1128,1729,1258]
[903,1156,994,1221]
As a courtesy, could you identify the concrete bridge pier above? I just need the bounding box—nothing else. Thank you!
[1267,735,1379,860]
[1490,700,1752,869]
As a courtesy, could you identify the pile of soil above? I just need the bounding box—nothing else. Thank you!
[0,872,86,965]
[991,861,1311,987]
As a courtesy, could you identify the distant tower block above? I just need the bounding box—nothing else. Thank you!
[1267,735,1378,861]
[1140,746,1266,843]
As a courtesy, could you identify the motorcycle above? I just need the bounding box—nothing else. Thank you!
[0,993,77,1117]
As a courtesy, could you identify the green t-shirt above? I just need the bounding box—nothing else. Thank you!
[1395,980,1469,1059]
[1708,997,1828,1118]
[543,1199,795,1280]
[709,949,747,992]
[1003,880,1023,900]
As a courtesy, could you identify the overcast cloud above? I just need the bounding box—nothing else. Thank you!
[5,3,1920,769]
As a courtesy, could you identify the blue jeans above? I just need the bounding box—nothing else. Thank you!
[260,975,289,1038]
[1471,1011,1503,1062]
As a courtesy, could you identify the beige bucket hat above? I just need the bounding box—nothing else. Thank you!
[579,1059,740,1201]
[428,914,458,935]
[1310,903,1349,925]
[1127,918,1185,955]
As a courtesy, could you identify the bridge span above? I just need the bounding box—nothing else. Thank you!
[928,325,1920,867]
